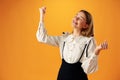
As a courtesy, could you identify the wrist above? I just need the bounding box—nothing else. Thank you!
[40,15,44,22]
[95,48,101,55]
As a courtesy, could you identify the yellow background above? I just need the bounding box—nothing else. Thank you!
[0,0,120,80]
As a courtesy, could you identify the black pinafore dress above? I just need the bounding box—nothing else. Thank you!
[57,42,89,80]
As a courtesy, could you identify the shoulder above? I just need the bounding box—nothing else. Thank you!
[62,32,70,36]
[60,32,71,42]
[61,32,70,38]
[82,36,96,44]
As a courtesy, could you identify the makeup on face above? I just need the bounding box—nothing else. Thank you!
[72,12,86,27]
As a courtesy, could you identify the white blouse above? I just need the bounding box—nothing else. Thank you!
[36,22,98,74]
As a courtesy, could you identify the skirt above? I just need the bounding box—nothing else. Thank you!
[57,59,88,80]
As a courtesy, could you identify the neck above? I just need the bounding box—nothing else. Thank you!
[72,28,81,37]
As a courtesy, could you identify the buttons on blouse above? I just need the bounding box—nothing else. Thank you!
[63,34,85,62]
[67,41,76,53]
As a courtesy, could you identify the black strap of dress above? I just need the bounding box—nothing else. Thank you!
[85,40,91,57]
[62,42,65,58]
[78,44,87,61]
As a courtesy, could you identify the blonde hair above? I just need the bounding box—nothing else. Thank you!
[79,10,94,37]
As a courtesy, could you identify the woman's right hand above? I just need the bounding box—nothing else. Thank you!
[39,6,46,22]
[39,7,46,17]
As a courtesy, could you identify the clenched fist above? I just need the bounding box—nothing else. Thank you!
[39,6,46,22]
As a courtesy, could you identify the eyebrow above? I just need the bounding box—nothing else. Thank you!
[80,16,86,20]
[76,13,86,20]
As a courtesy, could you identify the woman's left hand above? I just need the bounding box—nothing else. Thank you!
[95,41,108,55]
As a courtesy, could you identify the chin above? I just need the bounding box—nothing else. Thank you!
[72,25,78,29]
[72,24,76,28]
[72,22,76,26]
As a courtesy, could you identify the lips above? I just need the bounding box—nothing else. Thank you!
[75,22,78,25]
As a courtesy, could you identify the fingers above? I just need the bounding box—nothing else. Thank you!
[39,6,46,10]
[100,41,108,50]
[39,6,46,14]
[42,7,46,13]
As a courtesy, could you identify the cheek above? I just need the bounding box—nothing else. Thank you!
[78,21,85,26]
[80,21,86,26]
[82,22,86,27]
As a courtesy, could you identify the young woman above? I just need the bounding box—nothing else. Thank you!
[36,7,108,80]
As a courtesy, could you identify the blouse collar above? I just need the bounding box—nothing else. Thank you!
[64,34,84,43]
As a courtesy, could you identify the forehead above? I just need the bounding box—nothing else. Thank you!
[77,12,86,19]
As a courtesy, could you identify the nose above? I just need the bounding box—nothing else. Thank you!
[73,17,77,22]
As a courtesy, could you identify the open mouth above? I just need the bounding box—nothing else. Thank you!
[75,22,78,25]
[73,20,78,25]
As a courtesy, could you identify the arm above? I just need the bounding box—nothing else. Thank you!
[36,7,62,46]
[81,38,108,74]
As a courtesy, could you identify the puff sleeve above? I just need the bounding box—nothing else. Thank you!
[36,22,68,47]
[81,37,98,74]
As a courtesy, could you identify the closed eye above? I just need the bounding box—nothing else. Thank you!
[80,16,86,21]
[76,17,80,20]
